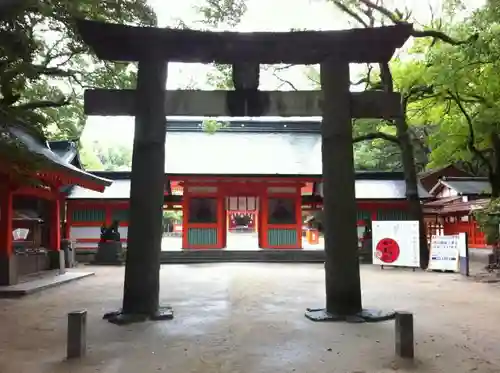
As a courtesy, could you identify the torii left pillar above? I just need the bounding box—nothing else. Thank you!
[0,183,16,285]
[104,56,173,324]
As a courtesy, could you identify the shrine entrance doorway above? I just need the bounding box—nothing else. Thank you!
[226,196,259,250]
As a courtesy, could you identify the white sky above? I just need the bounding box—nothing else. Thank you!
[82,0,484,147]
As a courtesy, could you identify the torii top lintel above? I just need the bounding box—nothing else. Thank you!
[75,19,413,65]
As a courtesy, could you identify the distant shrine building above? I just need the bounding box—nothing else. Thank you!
[65,118,430,253]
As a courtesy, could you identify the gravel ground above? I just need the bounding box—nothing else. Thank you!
[0,263,499,373]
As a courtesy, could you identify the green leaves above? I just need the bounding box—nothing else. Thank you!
[475,198,500,245]
[79,140,132,171]
[413,1,500,175]
[202,119,229,134]
[0,0,156,173]
[195,0,248,28]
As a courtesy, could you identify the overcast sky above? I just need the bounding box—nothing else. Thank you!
[82,0,484,146]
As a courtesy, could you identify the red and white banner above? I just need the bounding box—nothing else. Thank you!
[372,220,420,268]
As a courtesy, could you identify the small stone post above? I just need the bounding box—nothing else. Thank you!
[67,310,87,359]
[395,311,414,359]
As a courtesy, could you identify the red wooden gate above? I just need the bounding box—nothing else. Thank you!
[426,220,488,248]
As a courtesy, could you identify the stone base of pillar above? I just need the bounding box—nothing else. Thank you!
[0,254,18,286]
[93,241,125,265]
[304,307,396,323]
[103,306,174,325]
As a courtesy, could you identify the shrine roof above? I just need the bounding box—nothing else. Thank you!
[75,19,412,64]
[66,123,430,199]
[430,177,491,196]
[9,125,111,192]
[165,131,322,175]
[48,140,83,169]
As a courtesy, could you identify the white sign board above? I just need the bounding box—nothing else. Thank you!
[458,232,469,276]
[429,235,459,272]
[372,221,420,268]
[457,232,467,258]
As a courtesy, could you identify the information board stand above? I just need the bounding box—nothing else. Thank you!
[372,221,420,270]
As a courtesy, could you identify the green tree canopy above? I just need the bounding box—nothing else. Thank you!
[1,0,156,174]
[403,0,500,194]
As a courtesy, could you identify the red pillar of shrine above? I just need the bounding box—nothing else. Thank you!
[48,197,66,273]
[49,198,61,251]
[0,183,16,285]
[295,186,303,249]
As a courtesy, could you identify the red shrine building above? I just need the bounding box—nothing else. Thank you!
[0,124,110,285]
[64,118,430,254]
[424,176,491,248]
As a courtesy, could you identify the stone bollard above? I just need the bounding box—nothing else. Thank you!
[395,311,414,359]
[67,310,87,359]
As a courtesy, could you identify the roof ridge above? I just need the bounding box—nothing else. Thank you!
[442,176,488,181]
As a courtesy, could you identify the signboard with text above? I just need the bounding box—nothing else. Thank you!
[372,221,420,268]
[429,235,460,272]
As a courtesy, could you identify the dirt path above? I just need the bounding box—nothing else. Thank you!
[0,263,499,373]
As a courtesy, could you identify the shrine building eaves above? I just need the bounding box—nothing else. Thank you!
[75,19,413,64]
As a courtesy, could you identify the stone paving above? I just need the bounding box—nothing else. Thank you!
[1,263,500,373]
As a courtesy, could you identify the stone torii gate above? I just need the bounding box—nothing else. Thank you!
[76,19,412,324]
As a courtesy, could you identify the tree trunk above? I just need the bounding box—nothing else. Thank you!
[320,58,362,315]
[379,61,428,269]
[121,59,167,316]
[490,133,500,199]
[396,114,429,269]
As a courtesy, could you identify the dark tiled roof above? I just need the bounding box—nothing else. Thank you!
[435,177,491,196]
[68,179,131,199]
[418,165,450,178]
[69,124,430,199]
[164,131,321,175]
[48,140,83,168]
[423,196,462,207]
[439,198,490,214]
[9,126,111,190]
[335,179,428,199]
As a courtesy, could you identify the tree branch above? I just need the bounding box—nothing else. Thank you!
[332,1,369,27]
[353,132,400,144]
[356,0,477,45]
[447,90,492,173]
[272,71,298,91]
[357,0,404,23]
[32,65,77,77]
[32,65,87,88]
[351,65,373,88]
[14,98,70,111]
[379,62,394,92]
[412,29,478,45]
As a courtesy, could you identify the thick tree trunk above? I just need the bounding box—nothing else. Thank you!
[396,115,429,269]
[379,61,428,269]
[490,171,500,199]
[121,59,167,316]
[490,133,500,199]
[491,180,500,199]
[320,59,362,315]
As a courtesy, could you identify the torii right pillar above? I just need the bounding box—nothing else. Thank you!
[305,58,397,322]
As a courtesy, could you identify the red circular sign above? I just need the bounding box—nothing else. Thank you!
[375,238,400,263]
